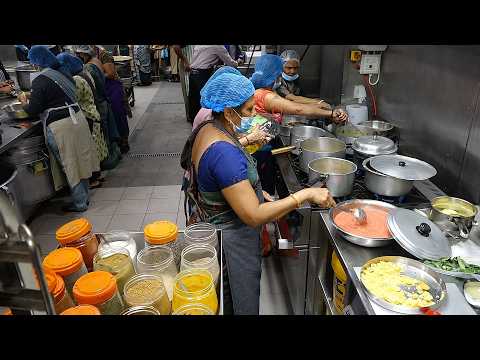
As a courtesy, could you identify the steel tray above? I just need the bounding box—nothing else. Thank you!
[359,256,447,314]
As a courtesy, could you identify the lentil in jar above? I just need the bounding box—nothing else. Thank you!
[93,248,136,295]
[123,274,171,315]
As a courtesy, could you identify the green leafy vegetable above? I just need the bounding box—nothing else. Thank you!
[424,257,480,274]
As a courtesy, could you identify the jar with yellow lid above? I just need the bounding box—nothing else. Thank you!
[123,274,171,315]
[172,269,218,314]
[43,247,87,295]
[60,304,101,315]
[121,305,161,315]
[56,218,98,271]
[93,247,136,295]
[44,269,75,314]
[172,303,215,315]
[331,251,349,315]
[136,245,178,301]
[73,271,125,315]
[143,220,181,265]
[180,244,220,286]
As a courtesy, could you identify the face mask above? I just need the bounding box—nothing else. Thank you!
[229,109,254,134]
[282,72,299,81]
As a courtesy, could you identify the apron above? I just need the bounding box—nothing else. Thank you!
[41,103,99,190]
[181,120,264,315]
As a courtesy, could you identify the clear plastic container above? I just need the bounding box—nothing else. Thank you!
[121,305,161,315]
[60,304,101,315]
[43,247,88,296]
[56,218,98,272]
[143,220,181,266]
[44,269,75,314]
[136,245,178,301]
[172,303,215,315]
[123,274,171,315]
[73,271,125,315]
[184,222,218,250]
[98,231,137,260]
[172,269,218,314]
[93,247,136,296]
[180,244,219,286]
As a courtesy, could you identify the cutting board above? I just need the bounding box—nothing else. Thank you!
[353,267,477,315]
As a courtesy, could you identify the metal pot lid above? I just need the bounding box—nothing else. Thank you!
[369,155,437,181]
[387,208,451,260]
[352,135,397,156]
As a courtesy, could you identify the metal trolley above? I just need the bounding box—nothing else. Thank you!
[114,55,136,108]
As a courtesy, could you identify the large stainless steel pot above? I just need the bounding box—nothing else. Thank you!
[357,120,394,136]
[429,196,479,239]
[290,125,334,155]
[308,157,357,197]
[362,157,413,196]
[352,135,397,170]
[329,199,397,247]
[334,123,374,155]
[15,65,40,91]
[279,115,308,137]
[299,137,346,173]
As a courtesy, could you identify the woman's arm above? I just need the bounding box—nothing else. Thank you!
[222,180,334,228]
[102,62,117,80]
[285,93,330,108]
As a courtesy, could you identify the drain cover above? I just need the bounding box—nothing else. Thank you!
[126,152,181,158]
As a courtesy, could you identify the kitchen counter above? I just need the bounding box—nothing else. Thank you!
[315,180,480,315]
[0,96,42,155]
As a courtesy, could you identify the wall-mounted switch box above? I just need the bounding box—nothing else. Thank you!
[359,54,381,74]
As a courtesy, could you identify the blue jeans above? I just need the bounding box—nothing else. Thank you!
[46,127,89,211]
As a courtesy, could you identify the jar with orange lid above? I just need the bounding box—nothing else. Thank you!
[73,271,125,315]
[43,247,88,295]
[143,220,181,265]
[172,303,215,315]
[1,307,13,315]
[44,269,75,314]
[172,269,218,314]
[60,304,101,315]
[56,218,98,271]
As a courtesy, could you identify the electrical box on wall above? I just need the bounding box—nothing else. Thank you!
[358,45,388,52]
[359,54,381,74]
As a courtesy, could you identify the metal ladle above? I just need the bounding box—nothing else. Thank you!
[338,206,367,225]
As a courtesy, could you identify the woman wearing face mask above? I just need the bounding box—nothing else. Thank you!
[181,72,336,315]
[274,50,331,109]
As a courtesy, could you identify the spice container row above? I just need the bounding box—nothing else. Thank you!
[41,218,223,315]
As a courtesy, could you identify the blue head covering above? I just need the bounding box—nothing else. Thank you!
[200,66,241,99]
[249,54,283,89]
[57,52,84,76]
[200,73,255,113]
[28,45,73,80]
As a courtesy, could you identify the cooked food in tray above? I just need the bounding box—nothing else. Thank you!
[333,205,392,239]
[361,261,435,308]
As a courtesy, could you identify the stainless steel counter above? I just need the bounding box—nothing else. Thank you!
[314,181,479,315]
[0,96,42,155]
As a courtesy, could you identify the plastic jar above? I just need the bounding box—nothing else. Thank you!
[60,304,101,315]
[180,244,220,286]
[43,247,88,295]
[93,247,136,295]
[144,220,181,265]
[172,303,215,315]
[121,305,161,315]
[184,222,218,250]
[123,274,171,315]
[44,269,75,314]
[73,271,125,315]
[172,269,218,314]
[136,245,178,301]
[98,231,137,260]
[56,218,98,271]
[331,251,348,315]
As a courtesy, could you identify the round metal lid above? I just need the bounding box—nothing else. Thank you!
[387,208,451,260]
[369,155,437,180]
[352,135,397,156]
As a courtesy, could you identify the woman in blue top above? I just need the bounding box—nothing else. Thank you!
[181,73,336,315]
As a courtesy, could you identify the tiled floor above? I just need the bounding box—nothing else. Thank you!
[27,81,291,315]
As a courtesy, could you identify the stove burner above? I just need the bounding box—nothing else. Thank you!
[373,193,407,204]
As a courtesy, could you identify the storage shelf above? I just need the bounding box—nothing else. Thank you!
[317,273,337,315]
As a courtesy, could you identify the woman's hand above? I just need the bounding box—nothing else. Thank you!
[305,188,336,208]
[0,82,13,94]
[246,125,271,146]
[331,108,348,124]
[317,100,332,110]
[262,190,276,202]
[17,92,28,104]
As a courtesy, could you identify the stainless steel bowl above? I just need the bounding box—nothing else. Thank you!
[357,120,394,134]
[359,256,447,314]
[1,101,29,120]
[329,199,397,247]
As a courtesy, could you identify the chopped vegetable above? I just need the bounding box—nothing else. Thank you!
[424,257,480,274]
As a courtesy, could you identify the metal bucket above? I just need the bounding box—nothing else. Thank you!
[308,157,357,197]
